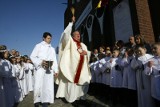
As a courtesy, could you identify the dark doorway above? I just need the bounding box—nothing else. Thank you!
[148,0,160,42]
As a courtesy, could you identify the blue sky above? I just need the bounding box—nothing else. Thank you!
[0,0,67,56]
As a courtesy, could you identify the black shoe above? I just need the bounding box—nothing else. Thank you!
[71,100,79,107]
[13,103,19,107]
[34,103,39,107]
[42,103,48,107]
[78,100,90,106]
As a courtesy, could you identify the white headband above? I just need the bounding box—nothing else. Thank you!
[0,50,7,52]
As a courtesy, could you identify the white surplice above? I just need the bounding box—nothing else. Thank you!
[108,57,123,88]
[120,56,136,90]
[144,56,160,101]
[131,54,155,107]
[30,41,58,104]
[98,57,111,85]
[16,63,25,99]
[26,63,34,92]
[22,63,29,96]
[11,63,23,102]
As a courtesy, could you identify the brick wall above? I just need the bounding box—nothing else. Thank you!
[135,0,155,43]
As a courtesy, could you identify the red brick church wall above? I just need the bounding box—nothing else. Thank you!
[135,0,155,43]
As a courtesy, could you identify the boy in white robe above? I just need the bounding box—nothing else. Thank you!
[97,56,112,100]
[145,42,160,107]
[120,48,137,107]
[90,60,99,83]
[30,32,58,107]
[107,48,123,105]
[94,60,103,83]
[99,57,111,85]
[131,44,155,107]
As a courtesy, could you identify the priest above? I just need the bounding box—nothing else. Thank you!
[56,16,91,103]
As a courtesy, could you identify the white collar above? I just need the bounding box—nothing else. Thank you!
[138,54,154,64]
[41,41,51,47]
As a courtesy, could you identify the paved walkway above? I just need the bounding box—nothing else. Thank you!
[17,84,125,107]
[17,92,111,107]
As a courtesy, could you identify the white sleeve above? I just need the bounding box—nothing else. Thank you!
[51,48,58,74]
[64,22,73,34]
[120,58,129,67]
[14,65,20,77]
[152,67,160,75]
[59,22,73,50]
[28,63,34,70]
[11,64,16,77]
[110,59,117,68]
[130,58,140,70]
[99,58,106,64]
[144,66,152,75]
[0,62,7,77]
[23,63,29,71]
[18,67,24,80]
[87,51,91,62]
[30,44,43,69]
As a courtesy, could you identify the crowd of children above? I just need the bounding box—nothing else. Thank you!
[0,45,34,107]
[89,35,160,107]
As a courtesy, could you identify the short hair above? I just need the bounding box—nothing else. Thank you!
[43,32,52,38]
[99,46,105,49]
[135,44,146,50]
[117,40,124,46]
[113,48,120,52]
[71,30,80,37]
[154,42,160,46]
